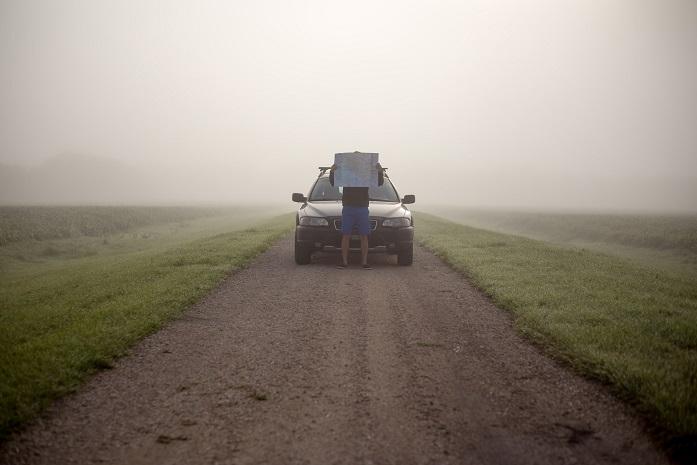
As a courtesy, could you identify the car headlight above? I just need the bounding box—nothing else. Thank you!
[382,217,411,228]
[299,216,329,227]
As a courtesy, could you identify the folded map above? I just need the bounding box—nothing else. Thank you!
[333,152,379,188]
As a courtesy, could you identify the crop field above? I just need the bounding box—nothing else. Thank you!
[0,206,292,438]
[416,212,697,454]
[426,207,697,274]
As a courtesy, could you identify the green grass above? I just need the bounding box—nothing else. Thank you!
[427,208,697,274]
[0,206,245,245]
[0,209,292,439]
[0,207,281,273]
[416,213,697,455]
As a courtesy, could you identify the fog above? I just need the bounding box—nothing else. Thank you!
[1,0,696,211]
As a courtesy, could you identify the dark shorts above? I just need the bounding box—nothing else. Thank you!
[341,206,370,236]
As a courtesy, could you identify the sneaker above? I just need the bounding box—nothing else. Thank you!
[336,263,348,269]
[362,264,372,270]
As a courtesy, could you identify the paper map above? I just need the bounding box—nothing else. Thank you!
[333,152,379,188]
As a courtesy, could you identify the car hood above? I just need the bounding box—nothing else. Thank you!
[303,201,407,218]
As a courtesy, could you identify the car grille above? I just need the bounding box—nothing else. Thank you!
[334,219,378,232]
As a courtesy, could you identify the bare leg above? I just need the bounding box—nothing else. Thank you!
[341,235,350,265]
[360,235,369,265]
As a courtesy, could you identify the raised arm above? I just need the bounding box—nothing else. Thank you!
[329,164,336,186]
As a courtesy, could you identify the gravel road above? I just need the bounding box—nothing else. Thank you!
[1,235,668,465]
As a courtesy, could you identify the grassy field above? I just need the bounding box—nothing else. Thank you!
[0,206,234,245]
[0,206,283,272]
[427,207,697,275]
[0,207,292,439]
[416,213,697,457]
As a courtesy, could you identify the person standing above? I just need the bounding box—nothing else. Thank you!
[329,162,384,269]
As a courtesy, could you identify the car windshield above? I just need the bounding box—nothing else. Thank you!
[309,177,400,202]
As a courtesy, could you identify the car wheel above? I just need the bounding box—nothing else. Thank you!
[294,242,312,265]
[397,243,413,266]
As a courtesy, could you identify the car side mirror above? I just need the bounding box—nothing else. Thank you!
[401,194,415,204]
[292,193,307,203]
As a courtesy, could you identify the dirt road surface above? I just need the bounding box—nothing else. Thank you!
[1,236,668,465]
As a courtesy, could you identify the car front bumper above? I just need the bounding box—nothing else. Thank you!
[296,219,413,253]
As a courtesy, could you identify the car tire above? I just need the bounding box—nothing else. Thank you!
[397,243,413,266]
[294,242,312,265]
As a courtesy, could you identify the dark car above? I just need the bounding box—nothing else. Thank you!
[292,167,415,266]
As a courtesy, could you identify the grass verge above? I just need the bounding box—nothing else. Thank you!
[0,213,292,439]
[416,213,697,458]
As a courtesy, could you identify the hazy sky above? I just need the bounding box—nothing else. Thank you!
[1,0,696,210]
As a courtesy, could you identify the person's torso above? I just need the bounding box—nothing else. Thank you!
[341,187,369,207]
